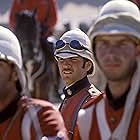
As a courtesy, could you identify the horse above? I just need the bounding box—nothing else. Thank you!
[14,10,60,101]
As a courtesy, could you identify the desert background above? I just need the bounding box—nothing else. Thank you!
[0,0,110,28]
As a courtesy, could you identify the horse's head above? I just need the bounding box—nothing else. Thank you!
[14,10,61,100]
[15,10,40,41]
[14,10,40,63]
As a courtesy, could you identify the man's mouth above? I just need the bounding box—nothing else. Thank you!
[63,71,72,74]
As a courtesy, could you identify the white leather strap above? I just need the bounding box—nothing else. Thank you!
[21,111,32,140]
[77,105,94,140]
[21,106,43,140]
[96,99,111,140]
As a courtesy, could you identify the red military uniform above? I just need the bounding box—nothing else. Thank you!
[0,26,67,140]
[0,95,67,140]
[75,86,140,140]
[78,0,140,139]
[9,0,57,37]
[59,77,102,139]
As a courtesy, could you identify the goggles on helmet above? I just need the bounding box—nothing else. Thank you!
[55,39,90,52]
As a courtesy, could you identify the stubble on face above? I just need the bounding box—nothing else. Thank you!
[0,62,16,100]
[58,57,87,86]
[95,35,137,82]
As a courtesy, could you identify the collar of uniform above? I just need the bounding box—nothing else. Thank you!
[63,76,90,99]
[105,84,130,110]
[0,94,21,123]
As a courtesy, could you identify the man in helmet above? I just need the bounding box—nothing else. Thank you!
[74,0,140,140]
[0,25,68,140]
[54,29,102,140]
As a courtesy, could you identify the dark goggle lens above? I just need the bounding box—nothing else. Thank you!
[55,39,87,51]
[70,40,83,50]
[55,40,65,49]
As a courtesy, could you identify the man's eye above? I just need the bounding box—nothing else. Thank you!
[71,58,80,61]
[96,41,108,48]
[71,58,77,60]
[58,57,63,60]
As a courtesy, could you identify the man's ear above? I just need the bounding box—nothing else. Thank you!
[11,70,18,82]
[85,61,92,72]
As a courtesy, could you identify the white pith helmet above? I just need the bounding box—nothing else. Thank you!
[88,0,140,46]
[0,26,26,93]
[54,28,95,76]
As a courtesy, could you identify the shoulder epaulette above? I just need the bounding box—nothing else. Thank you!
[83,84,104,109]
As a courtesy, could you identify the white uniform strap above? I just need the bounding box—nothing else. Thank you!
[96,98,111,140]
[21,111,32,140]
[77,105,94,140]
[21,107,43,140]
[22,107,65,140]
[77,85,102,140]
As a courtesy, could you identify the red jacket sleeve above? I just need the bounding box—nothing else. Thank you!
[45,0,57,30]
[40,0,58,36]
[9,0,21,31]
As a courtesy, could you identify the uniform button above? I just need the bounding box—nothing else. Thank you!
[110,117,117,124]
[67,89,72,95]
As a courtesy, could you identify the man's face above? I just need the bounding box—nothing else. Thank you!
[57,56,88,86]
[95,35,138,81]
[0,60,16,99]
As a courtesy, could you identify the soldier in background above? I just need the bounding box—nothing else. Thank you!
[0,25,68,140]
[54,29,101,140]
[75,0,140,139]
